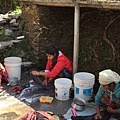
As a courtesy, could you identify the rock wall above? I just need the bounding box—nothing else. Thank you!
[21,4,74,66]
[20,3,120,75]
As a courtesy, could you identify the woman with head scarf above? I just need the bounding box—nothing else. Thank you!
[31,45,73,89]
[94,69,120,120]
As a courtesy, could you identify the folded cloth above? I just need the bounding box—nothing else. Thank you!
[71,109,111,120]
[11,86,23,94]
[20,110,61,120]
[0,65,8,81]
[30,72,55,90]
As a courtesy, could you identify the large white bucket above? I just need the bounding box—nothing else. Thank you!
[4,57,22,80]
[74,72,95,101]
[54,78,72,101]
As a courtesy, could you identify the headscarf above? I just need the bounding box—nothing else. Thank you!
[99,69,120,85]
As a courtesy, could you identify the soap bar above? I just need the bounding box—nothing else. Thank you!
[39,96,54,104]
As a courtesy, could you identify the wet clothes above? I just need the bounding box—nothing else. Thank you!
[30,68,72,89]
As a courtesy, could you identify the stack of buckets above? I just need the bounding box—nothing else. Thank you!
[4,57,22,80]
[74,72,95,101]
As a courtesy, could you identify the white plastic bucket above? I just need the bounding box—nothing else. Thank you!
[54,78,72,101]
[4,57,22,80]
[74,72,95,101]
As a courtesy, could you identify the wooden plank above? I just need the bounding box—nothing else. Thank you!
[19,0,120,2]
[19,0,120,4]
[73,3,80,74]
[19,0,120,9]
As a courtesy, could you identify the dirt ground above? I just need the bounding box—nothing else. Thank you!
[0,69,119,120]
[0,70,73,120]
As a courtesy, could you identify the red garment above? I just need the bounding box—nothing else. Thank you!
[0,63,8,81]
[46,52,73,78]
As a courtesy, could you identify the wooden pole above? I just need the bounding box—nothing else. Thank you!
[73,2,80,75]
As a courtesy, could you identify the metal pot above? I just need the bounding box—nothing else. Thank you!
[7,77,18,86]
[71,98,86,111]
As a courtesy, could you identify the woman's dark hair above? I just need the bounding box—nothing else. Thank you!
[45,45,59,68]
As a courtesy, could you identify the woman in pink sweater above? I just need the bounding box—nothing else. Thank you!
[31,45,73,89]
[0,63,8,92]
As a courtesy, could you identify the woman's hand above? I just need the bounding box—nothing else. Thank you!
[107,106,118,113]
[47,78,53,82]
[42,78,53,86]
[32,71,40,76]
[94,113,102,120]
[42,80,48,86]
[0,63,5,72]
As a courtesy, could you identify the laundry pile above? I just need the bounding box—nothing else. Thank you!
[11,83,30,94]
[20,110,64,120]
